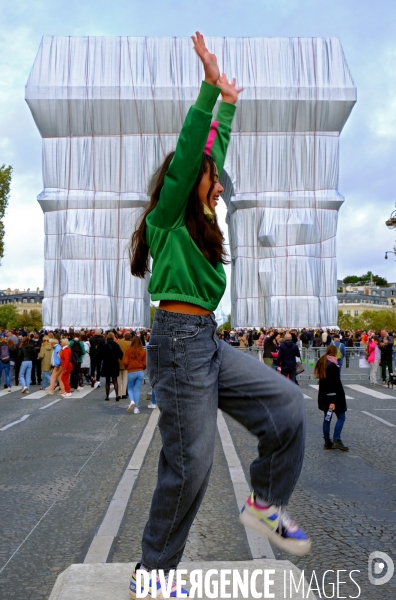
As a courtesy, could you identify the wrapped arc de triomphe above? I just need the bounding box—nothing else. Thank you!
[26,36,356,329]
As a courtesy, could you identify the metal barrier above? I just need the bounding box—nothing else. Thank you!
[232,344,372,382]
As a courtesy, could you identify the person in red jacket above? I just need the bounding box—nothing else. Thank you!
[59,338,73,397]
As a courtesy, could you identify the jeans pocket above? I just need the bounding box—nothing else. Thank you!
[146,345,160,387]
[173,326,200,340]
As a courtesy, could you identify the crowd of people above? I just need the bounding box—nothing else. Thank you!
[218,326,396,384]
[0,327,153,413]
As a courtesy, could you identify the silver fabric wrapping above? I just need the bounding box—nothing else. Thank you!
[26,36,356,328]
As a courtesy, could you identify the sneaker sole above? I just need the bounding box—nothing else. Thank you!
[239,510,312,556]
[127,405,134,413]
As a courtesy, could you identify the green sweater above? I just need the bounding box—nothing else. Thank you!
[147,81,236,312]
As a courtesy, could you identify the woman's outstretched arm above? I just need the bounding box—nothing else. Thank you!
[205,73,243,176]
[149,33,221,230]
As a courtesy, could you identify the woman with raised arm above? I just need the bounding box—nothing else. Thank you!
[129,33,310,599]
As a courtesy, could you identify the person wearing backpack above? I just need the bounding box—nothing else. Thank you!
[0,339,12,391]
[68,333,86,391]
[331,334,346,372]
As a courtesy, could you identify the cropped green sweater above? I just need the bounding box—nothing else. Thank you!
[147,81,236,312]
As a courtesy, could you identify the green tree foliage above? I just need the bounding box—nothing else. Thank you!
[150,304,157,327]
[218,314,231,331]
[17,309,43,331]
[342,275,360,284]
[0,305,43,331]
[0,304,19,329]
[342,271,388,287]
[338,309,396,332]
[0,165,12,261]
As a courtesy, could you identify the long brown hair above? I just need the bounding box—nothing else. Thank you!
[127,335,143,359]
[313,345,338,380]
[130,152,229,278]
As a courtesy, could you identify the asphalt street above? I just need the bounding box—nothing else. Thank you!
[0,374,395,600]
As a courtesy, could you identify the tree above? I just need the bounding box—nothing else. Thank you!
[17,309,43,331]
[218,314,231,331]
[0,304,19,329]
[342,275,360,284]
[342,271,388,287]
[150,304,157,327]
[0,164,12,262]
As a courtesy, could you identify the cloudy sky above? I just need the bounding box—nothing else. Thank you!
[1,0,396,313]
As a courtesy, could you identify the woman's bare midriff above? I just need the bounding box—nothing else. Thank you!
[159,300,211,316]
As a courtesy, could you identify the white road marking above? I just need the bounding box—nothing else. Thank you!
[39,399,61,410]
[20,389,48,399]
[0,386,21,397]
[84,409,160,564]
[346,384,395,399]
[361,411,396,427]
[309,384,354,400]
[0,414,30,431]
[217,410,275,560]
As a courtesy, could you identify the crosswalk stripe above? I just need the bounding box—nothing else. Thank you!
[0,386,21,397]
[21,390,48,399]
[217,410,275,560]
[346,384,395,400]
[361,411,396,427]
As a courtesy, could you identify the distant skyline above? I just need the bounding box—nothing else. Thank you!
[1,0,396,313]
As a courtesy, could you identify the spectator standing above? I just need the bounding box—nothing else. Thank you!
[300,329,309,350]
[263,331,280,369]
[0,338,11,391]
[38,336,53,390]
[60,338,73,397]
[89,329,105,388]
[312,334,322,359]
[19,337,36,394]
[30,332,42,386]
[367,335,380,385]
[321,329,328,347]
[68,333,86,391]
[257,329,265,362]
[7,338,21,387]
[123,336,147,413]
[101,332,123,401]
[331,334,346,372]
[118,332,132,399]
[314,345,349,451]
[378,329,394,386]
[80,334,91,385]
[47,338,65,395]
[277,333,301,383]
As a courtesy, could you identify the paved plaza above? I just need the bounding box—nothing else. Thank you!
[0,373,395,599]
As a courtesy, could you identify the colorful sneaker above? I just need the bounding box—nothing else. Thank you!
[239,492,311,556]
[129,564,189,599]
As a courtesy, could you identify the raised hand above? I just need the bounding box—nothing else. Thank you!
[217,73,244,105]
[191,31,220,86]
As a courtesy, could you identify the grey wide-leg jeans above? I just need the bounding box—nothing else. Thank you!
[142,310,306,570]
